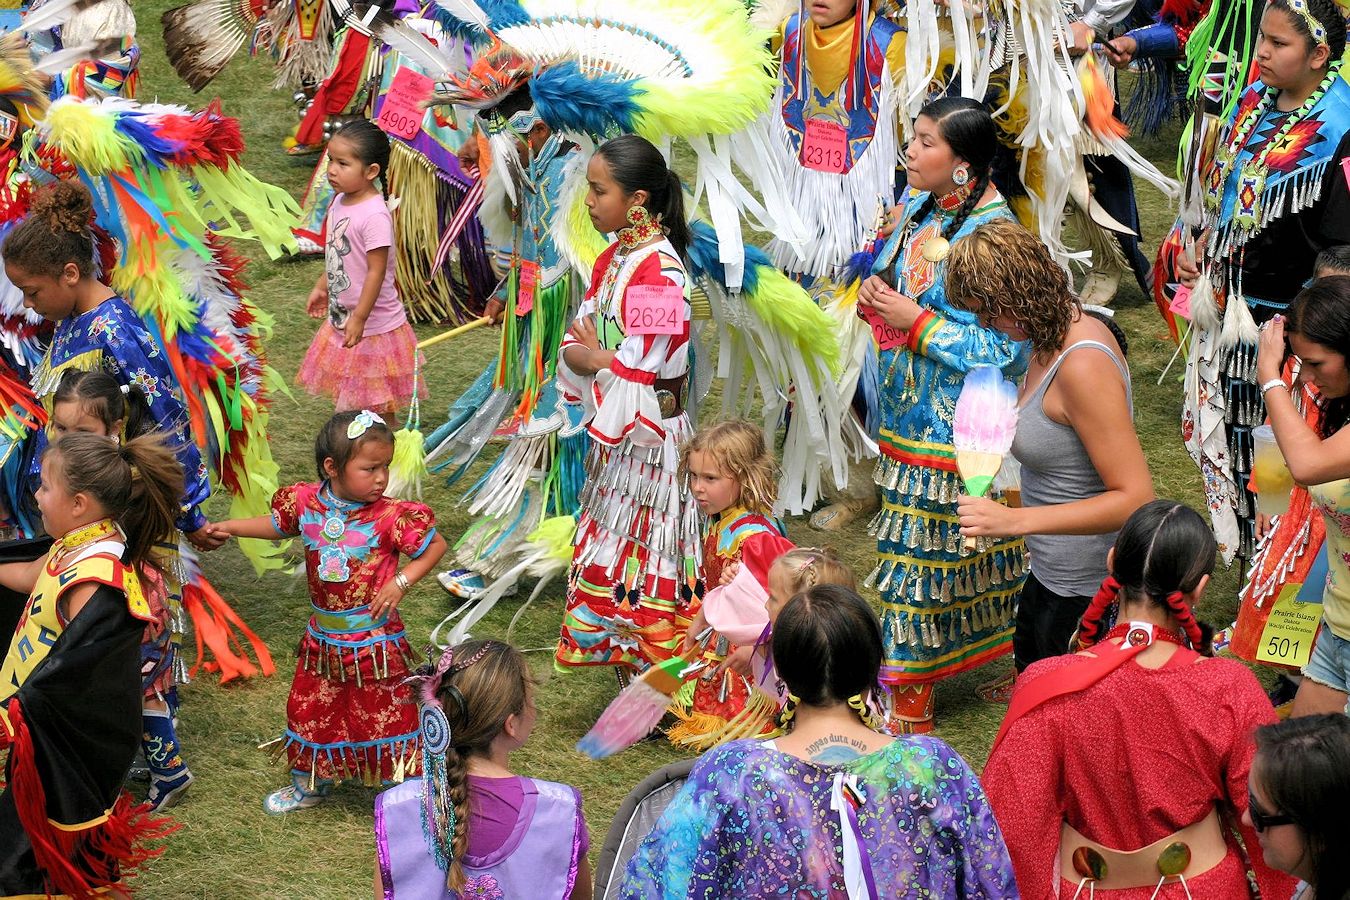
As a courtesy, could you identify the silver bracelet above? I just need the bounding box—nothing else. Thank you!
[394,571,411,592]
[1260,378,1286,396]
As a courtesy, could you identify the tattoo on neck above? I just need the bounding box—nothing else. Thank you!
[804,733,869,764]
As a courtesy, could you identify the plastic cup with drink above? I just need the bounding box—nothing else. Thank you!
[1251,425,1294,518]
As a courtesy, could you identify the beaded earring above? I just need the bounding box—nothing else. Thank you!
[617,204,663,248]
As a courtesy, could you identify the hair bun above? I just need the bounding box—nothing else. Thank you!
[31,181,94,235]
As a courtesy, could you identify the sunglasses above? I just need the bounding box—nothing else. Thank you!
[1248,791,1296,832]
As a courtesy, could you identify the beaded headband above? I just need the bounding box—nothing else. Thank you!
[1288,0,1329,48]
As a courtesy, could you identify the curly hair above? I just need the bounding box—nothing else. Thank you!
[678,419,778,516]
[2,180,96,277]
[945,219,1077,355]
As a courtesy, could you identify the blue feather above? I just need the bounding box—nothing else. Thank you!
[479,0,530,28]
[113,113,180,169]
[841,249,878,287]
[531,62,639,137]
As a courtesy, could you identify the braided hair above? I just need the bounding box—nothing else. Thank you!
[908,96,999,243]
[1075,500,1216,653]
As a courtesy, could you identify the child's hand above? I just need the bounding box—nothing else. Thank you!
[343,315,367,348]
[718,561,740,587]
[306,285,327,319]
[568,315,601,351]
[371,579,406,619]
[682,609,710,653]
[718,645,754,678]
[187,523,230,552]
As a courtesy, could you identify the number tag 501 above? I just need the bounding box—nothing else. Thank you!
[624,285,685,336]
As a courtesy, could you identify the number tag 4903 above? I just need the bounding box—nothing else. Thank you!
[802,118,848,174]
[623,285,685,336]
[377,67,434,140]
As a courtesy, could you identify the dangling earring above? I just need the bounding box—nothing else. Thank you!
[618,205,662,249]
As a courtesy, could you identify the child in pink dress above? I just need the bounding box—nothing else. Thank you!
[298,120,423,416]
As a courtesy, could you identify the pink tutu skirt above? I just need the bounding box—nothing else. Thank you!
[297,321,426,413]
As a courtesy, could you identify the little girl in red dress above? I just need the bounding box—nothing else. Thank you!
[211,409,447,812]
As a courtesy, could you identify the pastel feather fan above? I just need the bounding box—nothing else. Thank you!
[953,366,1018,548]
[576,640,708,760]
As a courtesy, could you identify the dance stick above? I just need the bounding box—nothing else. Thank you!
[417,316,492,350]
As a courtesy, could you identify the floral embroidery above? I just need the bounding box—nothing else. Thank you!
[460,874,504,899]
[130,367,161,401]
[88,313,117,343]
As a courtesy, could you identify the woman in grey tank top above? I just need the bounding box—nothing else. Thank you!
[946,221,1154,678]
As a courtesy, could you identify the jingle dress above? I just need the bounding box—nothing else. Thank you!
[1156,73,1350,561]
[267,481,436,785]
[620,736,1018,898]
[864,193,1029,688]
[0,522,167,897]
[983,640,1296,898]
[666,506,794,751]
[554,236,699,671]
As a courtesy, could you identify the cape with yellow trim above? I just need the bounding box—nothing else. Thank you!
[0,543,171,897]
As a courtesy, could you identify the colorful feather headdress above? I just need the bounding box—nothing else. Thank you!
[357,0,807,288]
[28,96,299,571]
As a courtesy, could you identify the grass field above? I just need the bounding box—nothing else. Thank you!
[115,7,1257,896]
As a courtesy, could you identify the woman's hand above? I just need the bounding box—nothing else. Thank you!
[569,315,601,351]
[1257,314,1288,385]
[1255,512,1273,543]
[957,494,1023,538]
[682,608,710,653]
[858,276,922,330]
[1102,35,1137,68]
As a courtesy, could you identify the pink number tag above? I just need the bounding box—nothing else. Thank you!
[858,304,906,350]
[802,118,848,174]
[515,260,539,316]
[624,285,684,335]
[1168,285,1192,320]
[376,67,434,140]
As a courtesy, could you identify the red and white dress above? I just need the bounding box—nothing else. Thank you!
[554,238,700,671]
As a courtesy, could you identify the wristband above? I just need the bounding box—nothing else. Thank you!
[1260,379,1286,396]
[394,571,411,592]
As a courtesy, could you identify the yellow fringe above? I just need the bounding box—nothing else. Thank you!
[387,142,461,324]
[665,688,780,752]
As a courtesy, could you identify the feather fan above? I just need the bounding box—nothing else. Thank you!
[953,366,1018,548]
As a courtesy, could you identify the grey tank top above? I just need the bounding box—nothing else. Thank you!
[1010,339,1133,597]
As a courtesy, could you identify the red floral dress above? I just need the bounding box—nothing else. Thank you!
[269,482,437,785]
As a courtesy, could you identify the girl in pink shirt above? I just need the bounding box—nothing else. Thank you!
[298,120,423,416]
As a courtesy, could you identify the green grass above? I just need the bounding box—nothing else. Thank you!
[120,10,1256,896]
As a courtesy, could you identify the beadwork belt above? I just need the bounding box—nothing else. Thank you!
[1059,809,1226,890]
[311,604,387,634]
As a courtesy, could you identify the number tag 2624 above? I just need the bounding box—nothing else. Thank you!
[623,285,684,336]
